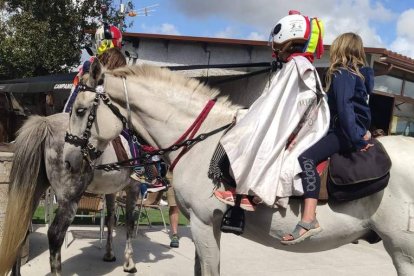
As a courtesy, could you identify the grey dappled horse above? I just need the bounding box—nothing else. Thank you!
[64,61,414,276]
[0,113,140,276]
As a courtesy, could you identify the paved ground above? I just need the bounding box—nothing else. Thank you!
[20,224,397,276]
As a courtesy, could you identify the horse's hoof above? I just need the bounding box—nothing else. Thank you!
[103,255,116,262]
[124,267,137,273]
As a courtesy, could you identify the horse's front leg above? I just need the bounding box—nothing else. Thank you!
[103,193,117,262]
[48,200,79,276]
[122,183,139,273]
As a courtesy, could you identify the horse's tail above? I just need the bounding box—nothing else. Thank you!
[0,115,52,275]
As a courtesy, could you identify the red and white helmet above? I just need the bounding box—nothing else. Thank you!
[95,23,122,55]
[270,10,324,59]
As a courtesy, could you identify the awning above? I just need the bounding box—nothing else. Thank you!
[0,72,77,94]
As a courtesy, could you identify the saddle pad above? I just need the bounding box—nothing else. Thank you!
[208,143,236,187]
[112,136,129,161]
[329,138,391,186]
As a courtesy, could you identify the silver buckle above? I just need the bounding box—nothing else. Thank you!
[96,85,105,94]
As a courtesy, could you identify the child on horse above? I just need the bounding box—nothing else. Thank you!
[281,32,374,244]
[215,10,327,209]
[63,23,124,113]
[215,11,374,244]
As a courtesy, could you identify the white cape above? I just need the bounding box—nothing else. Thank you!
[220,56,330,207]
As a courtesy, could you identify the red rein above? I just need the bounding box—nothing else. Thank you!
[161,99,217,171]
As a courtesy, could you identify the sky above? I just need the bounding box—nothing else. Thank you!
[121,0,414,58]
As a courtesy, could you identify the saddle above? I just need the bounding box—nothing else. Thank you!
[209,138,391,203]
[318,138,391,202]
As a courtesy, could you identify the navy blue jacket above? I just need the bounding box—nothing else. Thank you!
[328,67,374,150]
[63,60,91,113]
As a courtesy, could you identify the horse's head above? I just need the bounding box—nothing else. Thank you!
[63,59,125,172]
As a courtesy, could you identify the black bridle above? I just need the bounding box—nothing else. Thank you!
[64,81,232,171]
[65,84,128,163]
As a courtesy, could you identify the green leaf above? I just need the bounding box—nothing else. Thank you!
[0,0,131,79]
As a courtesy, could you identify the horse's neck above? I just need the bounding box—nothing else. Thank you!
[107,75,237,158]
[131,96,237,153]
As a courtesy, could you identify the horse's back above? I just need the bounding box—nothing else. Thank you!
[377,135,414,191]
[377,135,414,156]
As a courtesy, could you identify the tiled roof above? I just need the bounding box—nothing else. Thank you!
[382,49,414,65]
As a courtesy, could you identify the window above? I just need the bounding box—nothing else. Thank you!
[374,75,403,95]
[403,80,414,98]
[390,116,414,137]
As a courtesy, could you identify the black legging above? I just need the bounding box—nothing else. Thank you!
[298,132,351,199]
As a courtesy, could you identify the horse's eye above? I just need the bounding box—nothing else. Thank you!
[76,108,86,116]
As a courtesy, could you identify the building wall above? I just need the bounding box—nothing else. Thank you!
[123,38,271,68]
[123,38,275,106]
[123,38,335,107]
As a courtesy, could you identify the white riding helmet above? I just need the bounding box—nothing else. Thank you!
[270,10,324,59]
[272,13,309,46]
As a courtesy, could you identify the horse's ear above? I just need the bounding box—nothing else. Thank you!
[89,58,103,87]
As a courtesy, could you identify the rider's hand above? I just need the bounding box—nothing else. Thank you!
[360,143,374,152]
[363,130,372,141]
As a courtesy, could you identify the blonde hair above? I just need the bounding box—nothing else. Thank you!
[325,32,367,90]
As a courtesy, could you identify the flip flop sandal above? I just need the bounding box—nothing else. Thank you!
[280,219,322,245]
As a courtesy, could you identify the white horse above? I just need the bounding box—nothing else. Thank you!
[63,60,414,276]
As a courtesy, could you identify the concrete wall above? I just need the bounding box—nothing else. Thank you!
[123,38,271,68]
[123,38,283,106]
[0,152,13,242]
[122,36,373,107]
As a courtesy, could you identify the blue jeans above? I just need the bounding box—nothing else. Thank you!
[298,132,351,199]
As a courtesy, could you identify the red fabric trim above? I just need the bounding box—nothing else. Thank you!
[304,16,311,40]
[316,160,328,176]
[287,52,314,63]
[289,10,301,15]
[142,145,156,151]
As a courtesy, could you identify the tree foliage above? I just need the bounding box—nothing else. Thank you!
[0,0,125,80]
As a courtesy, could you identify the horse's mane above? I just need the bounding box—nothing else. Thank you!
[108,64,233,107]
